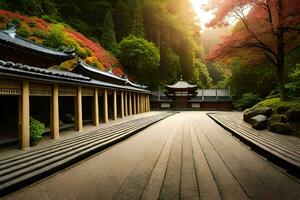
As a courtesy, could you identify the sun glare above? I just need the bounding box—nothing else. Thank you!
[189,0,214,31]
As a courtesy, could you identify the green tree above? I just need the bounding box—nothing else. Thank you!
[191,60,212,87]
[101,9,118,54]
[159,48,180,84]
[131,4,146,38]
[113,0,132,42]
[118,35,160,88]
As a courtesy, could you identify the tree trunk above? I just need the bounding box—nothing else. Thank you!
[276,64,286,101]
[276,0,286,101]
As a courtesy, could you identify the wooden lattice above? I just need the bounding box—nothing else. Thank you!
[0,79,21,95]
[82,87,94,96]
[30,83,52,96]
[59,86,76,96]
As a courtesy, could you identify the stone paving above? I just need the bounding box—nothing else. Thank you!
[2,112,299,200]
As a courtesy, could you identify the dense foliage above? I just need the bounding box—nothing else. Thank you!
[101,9,118,55]
[119,35,160,88]
[0,10,125,76]
[235,93,262,110]
[30,117,45,146]
[205,0,300,100]
[0,0,213,89]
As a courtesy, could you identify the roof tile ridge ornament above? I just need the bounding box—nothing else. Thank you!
[4,23,17,38]
[180,75,183,81]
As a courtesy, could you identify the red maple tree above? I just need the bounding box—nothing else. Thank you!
[205,0,300,100]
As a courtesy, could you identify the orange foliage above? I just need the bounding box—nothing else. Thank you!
[0,10,125,77]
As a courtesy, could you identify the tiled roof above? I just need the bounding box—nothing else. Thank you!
[0,29,75,58]
[0,60,90,81]
[166,80,197,89]
[0,60,150,93]
[78,60,148,90]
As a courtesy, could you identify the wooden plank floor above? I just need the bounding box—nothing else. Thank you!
[3,112,300,200]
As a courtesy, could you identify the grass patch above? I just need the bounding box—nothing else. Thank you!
[253,97,300,112]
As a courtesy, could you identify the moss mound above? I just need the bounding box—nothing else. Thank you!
[253,98,300,113]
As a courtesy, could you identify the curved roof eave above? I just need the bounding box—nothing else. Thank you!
[0,29,75,58]
[78,59,148,90]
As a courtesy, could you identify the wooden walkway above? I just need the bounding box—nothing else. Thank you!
[2,112,300,200]
[208,112,300,175]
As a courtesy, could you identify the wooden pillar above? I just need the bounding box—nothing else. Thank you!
[51,84,59,139]
[147,95,149,111]
[148,94,151,112]
[113,90,117,120]
[93,88,99,126]
[142,94,145,113]
[133,93,137,114]
[20,80,30,149]
[125,92,128,116]
[146,94,148,112]
[103,89,108,123]
[136,94,139,114]
[129,92,132,115]
[121,91,124,118]
[75,86,83,131]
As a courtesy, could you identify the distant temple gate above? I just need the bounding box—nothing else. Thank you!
[151,79,233,110]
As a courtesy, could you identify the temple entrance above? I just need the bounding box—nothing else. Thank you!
[98,93,104,123]
[30,96,50,129]
[59,96,75,130]
[0,96,19,145]
[174,96,188,108]
[117,93,122,118]
[82,96,93,124]
[108,92,113,120]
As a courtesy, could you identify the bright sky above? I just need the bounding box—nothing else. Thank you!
[189,0,214,31]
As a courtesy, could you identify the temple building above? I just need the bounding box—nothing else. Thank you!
[151,78,233,110]
[0,28,151,149]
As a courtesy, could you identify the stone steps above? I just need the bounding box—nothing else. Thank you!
[0,112,174,196]
[208,113,300,176]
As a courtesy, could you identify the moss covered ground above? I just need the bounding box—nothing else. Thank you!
[253,97,300,112]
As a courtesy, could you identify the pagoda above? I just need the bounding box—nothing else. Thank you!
[165,77,197,108]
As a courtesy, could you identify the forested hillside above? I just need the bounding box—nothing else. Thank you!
[0,0,212,89]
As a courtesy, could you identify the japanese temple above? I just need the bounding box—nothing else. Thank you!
[0,27,151,149]
[151,78,233,110]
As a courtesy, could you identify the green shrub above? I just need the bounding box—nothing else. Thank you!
[33,30,46,39]
[43,24,66,48]
[17,28,30,38]
[235,93,262,110]
[28,21,36,28]
[41,15,57,23]
[30,117,45,146]
[77,48,88,58]
[85,48,92,57]
[65,113,75,123]
[10,18,21,28]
